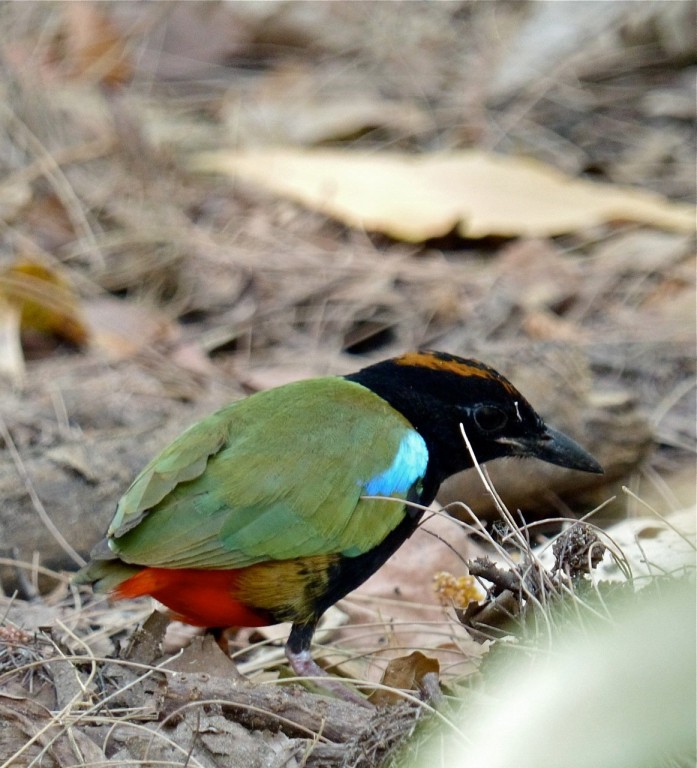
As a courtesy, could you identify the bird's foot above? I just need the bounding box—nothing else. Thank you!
[285,647,371,707]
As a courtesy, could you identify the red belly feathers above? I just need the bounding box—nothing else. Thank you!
[114,567,269,628]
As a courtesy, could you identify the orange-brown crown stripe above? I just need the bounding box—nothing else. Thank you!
[395,352,518,395]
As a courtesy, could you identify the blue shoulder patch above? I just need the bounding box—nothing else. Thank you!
[362,430,428,496]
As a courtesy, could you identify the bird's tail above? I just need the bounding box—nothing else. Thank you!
[72,539,142,593]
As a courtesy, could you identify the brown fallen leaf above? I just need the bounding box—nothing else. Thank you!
[0,688,107,767]
[59,2,133,86]
[83,296,178,360]
[191,148,695,241]
[522,310,587,342]
[21,192,78,253]
[222,64,430,146]
[369,651,440,706]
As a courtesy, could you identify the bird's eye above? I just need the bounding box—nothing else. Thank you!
[474,405,508,432]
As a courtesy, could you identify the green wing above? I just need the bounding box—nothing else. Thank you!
[107,378,427,569]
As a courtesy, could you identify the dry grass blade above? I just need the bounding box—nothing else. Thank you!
[0,103,103,268]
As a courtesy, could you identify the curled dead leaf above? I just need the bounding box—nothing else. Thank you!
[0,259,88,382]
[0,260,88,346]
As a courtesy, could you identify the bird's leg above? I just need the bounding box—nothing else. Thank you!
[285,623,370,707]
[210,627,231,654]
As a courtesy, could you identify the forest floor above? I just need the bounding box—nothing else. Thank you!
[0,3,694,767]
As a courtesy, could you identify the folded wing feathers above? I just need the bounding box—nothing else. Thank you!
[106,380,426,570]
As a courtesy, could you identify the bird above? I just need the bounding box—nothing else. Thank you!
[75,350,602,700]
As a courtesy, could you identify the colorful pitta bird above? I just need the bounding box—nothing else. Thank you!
[76,351,602,700]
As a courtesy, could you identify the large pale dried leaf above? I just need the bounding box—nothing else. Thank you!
[192,149,695,241]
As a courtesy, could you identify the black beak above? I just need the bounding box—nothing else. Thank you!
[499,426,604,474]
